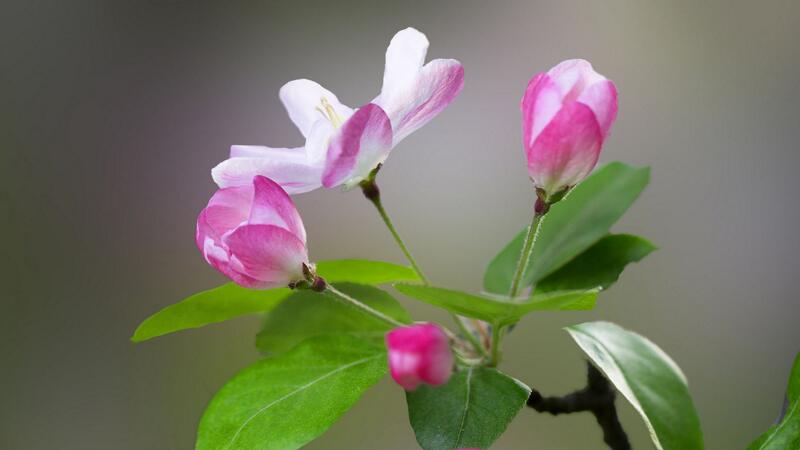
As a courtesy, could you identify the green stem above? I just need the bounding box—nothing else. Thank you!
[508,210,546,299]
[324,284,406,328]
[361,178,490,359]
[365,192,429,285]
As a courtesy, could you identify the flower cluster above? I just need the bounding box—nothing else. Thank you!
[195,27,617,391]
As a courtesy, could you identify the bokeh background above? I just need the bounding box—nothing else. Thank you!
[3,1,800,448]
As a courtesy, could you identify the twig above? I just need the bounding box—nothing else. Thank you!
[527,361,631,450]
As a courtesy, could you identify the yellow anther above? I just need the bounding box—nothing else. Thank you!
[315,97,343,128]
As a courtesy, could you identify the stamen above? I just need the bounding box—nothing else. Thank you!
[315,96,343,128]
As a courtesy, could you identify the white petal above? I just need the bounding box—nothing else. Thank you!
[211,147,323,194]
[279,79,353,137]
[379,28,429,110]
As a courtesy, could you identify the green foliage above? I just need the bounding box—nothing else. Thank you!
[748,353,800,449]
[484,163,651,295]
[132,259,418,342]
[406,367,530,450]
[314,259,421,285]
[256,283,410,356]
[395,283,598,325]
[196,335,387,450]
[132,285,291,343]
[535,234,656,293]
[567,321,704,450]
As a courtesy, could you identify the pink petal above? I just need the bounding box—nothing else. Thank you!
[223,224,308,289]
[211,153,323,194]
[521,73,562,149]
[526,101,604,194]
[387,59,464,144]
[195,185,252,249]
[279,79,353,138]
[249,176,307,244]
[322,103,393,188]
[577,80,618,138]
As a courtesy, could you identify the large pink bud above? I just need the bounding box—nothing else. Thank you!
[385,323,453,391]
[521,59,618,198]
[196,176,309,289]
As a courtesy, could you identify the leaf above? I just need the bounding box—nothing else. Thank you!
[406,367,530,450]
[535,234,656,293]
[132,285,291,343]
[748,352,800,450]
[132,259,417,342]
[196,335,386,450]
[256,283,410,356]
[484,162,650,295]
[395,283,598,325]
[315,259,421,285]
[566,321,704,450]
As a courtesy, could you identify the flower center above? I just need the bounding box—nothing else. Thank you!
[316,97,344,128]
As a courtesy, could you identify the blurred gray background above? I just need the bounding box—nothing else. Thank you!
[3,1,799,448]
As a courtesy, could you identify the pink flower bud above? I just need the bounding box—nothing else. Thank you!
[385,323,453,391]
[196,176,309,289]
[521,59,618,198]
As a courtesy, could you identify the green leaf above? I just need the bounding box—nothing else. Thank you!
[536,234,657,293]
[484,162,650,295]
[315,259,421,285]
[256,283,410,356]
[132,285,291,343]
[132,259,417,342]
[748,352,800,450]
[196,335,386,450]
[566,321,704,450]
[406,367,530,450]
[395,283,598,325]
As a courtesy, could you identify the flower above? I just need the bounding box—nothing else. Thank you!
[196,175,309,289]
[385,323,453,391]
[211,27,464,193]
[521,59,618,199]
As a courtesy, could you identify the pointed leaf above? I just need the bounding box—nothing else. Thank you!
[748,353,800,449]
[484,162,650,295]
[406,367,530,450]
[536,234,656,293]
[315,259,421,285]
[132,259,416,342]
[256,283,410,355]
[395,283,598,325]
[567,321,704,450]
[196,335,386,450]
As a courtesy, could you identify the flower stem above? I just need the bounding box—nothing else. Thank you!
[489,323,503,367]
[324,284,407,328]
[508,200,549,299]
[361,180,429,285]
[360,176,490,360]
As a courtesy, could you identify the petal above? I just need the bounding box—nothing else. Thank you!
[249,176,307,244]
[322,103,393,188]
[303,119,337,165]
[279,79,353,137]
[383,59,464,144]
[223,224,308,289]
[195,185,253,248]
[380,27,429,109]
[526,101,604,195]
[521,73,562,148]
[211,150,323,194]
[577,80,618,138]
[230,145,281,158]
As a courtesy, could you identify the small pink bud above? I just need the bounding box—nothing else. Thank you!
[521,59,618,198]
[385,323,454,391]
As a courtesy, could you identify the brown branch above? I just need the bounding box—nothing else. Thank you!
[527,361,631,450]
